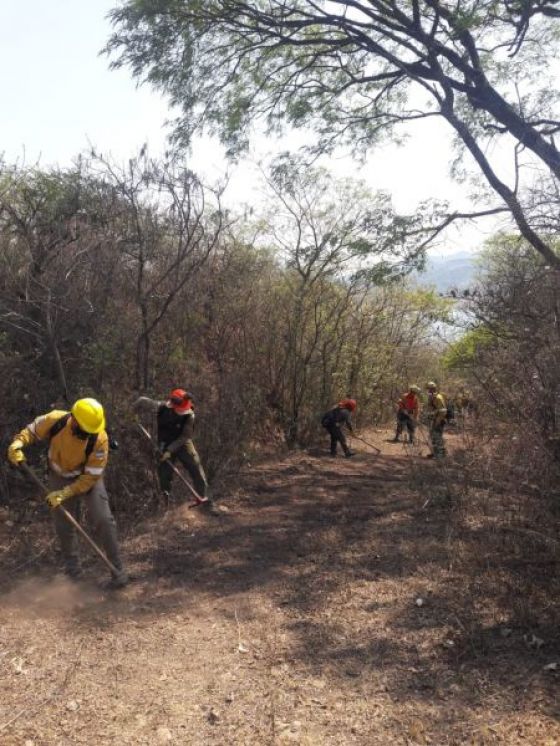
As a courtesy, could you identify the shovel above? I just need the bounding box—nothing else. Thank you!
[20,462,120,576]
[136,423,208,508]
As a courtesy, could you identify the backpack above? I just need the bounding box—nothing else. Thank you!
[48,413,98,460]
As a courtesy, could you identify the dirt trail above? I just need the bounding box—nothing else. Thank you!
[1,431,558,745]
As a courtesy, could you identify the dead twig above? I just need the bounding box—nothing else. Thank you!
[498,525,560,549]
[234,608,249,654]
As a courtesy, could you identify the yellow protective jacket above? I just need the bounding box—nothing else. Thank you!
[14,410,108,497]
[427,392,447,424]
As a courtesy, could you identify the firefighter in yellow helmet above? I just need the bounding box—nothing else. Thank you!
[425,381,447,458]
[7,398,128,587]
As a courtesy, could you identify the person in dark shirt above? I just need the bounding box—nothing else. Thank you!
[321,399,356,457]
[134,389,214,511]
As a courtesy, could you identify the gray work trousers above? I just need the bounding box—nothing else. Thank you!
[48,473,124,574]
[429,421,447,458]
[158,441,208,498]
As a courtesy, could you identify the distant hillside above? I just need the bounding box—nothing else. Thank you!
[415,251,477,293]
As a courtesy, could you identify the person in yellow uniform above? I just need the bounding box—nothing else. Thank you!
[7,398,128,587]
[425,381,448,459]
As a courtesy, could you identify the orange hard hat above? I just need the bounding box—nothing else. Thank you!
[339,398,356,412]
[168,388,193,414]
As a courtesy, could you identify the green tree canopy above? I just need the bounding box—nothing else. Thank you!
[107,1,560,267]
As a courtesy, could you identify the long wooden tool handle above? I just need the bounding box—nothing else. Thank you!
[137,422,206,504]
[58,506,120,576]
[353,435,381,454]
[20,462,120,576]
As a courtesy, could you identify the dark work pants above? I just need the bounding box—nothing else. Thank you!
[48,473,123,576]
[325,424,350,456]
[158,440,208,498]
[430,421,446,458]
[396,411,416,441]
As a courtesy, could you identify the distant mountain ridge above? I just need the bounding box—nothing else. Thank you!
[415,251,477,292]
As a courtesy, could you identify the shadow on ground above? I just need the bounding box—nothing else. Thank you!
[1,435,559,738]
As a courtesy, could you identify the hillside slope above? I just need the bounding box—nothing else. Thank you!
[1,431,558,745]
[416,251,477,292]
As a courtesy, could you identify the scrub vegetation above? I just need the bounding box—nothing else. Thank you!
[1,1,559,743]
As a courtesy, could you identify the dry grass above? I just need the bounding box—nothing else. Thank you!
[0,428,559,745]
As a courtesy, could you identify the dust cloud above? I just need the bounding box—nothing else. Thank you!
[3,576,103,617]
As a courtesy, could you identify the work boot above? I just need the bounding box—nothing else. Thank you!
[200,499,220,516]
[389,436,399,443]
[105,571,130,590]
[63,561,82,581]
[345,450,356,458]
[425,453,435,459]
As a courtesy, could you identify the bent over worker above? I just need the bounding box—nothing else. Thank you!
[321,398,357,458]
[134,389,214,511]
[7,398,128,587]
[425,381,447,459]
[391,385,421,444]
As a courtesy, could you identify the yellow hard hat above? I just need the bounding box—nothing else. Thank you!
[426,381,437,389]
[71,398,106,434]
[409,385,421,393]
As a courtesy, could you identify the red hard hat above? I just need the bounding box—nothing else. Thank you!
[169,388,193,414]
[339,398,356,412]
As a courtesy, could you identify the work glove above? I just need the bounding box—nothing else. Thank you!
[45,487,73,509]
[160,450,172,462]
[7,440,25,466]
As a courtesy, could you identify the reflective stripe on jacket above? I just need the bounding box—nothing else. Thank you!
[15,410,108,496]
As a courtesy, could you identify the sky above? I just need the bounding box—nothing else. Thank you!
[0,1,515,256]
